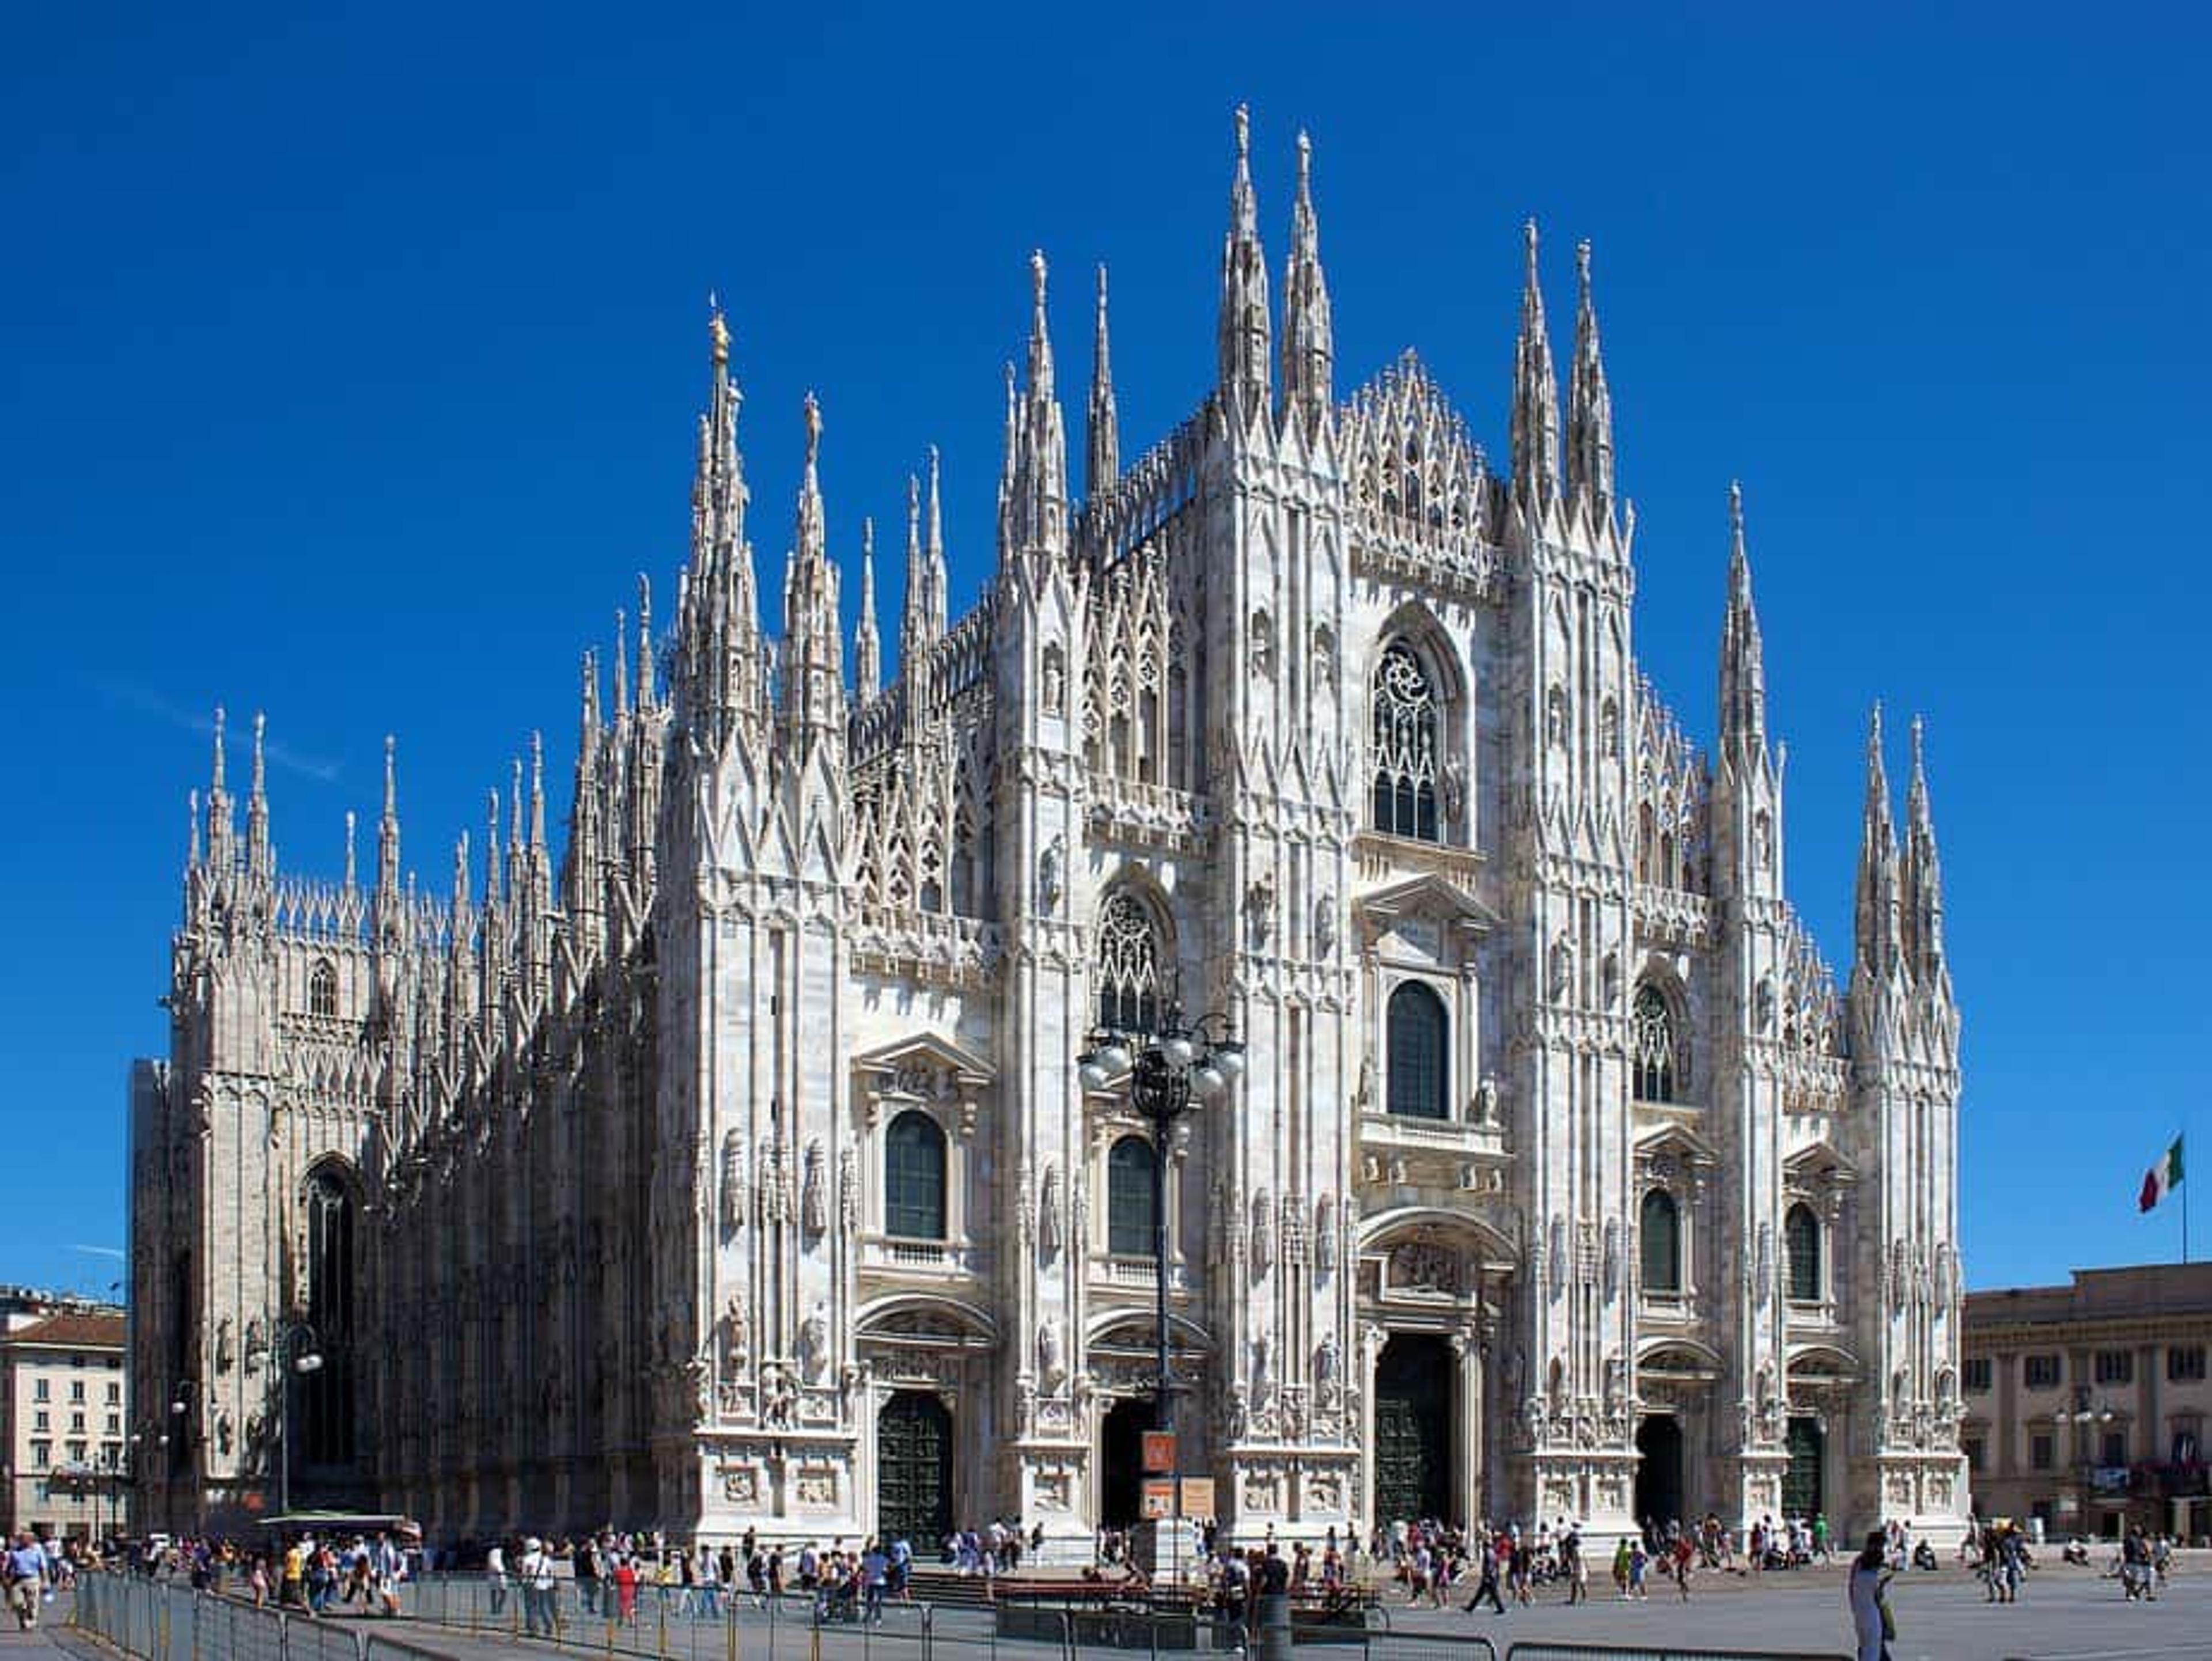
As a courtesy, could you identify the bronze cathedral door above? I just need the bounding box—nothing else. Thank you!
[877,1391,953,1548]
[1373,1334,1453,1526]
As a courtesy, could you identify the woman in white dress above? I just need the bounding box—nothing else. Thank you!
[1846,1530,1893,1661]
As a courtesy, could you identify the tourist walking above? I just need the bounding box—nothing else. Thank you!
[1847,1531,1894,1661]
[1461,1537,1505,1615]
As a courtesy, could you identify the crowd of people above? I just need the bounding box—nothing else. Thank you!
[9,1500,2188,1656]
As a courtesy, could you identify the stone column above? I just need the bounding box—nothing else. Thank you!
[1359,1324,1385,1533]
[1453,1328,1483,1527]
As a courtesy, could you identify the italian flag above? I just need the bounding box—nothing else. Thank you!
[2139,1136,2185,1213]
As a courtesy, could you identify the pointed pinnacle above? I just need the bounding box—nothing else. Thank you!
[211,706,228,792]
[382,734,397,817]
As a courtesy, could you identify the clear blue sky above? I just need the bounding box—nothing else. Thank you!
[3,3,2206,1298]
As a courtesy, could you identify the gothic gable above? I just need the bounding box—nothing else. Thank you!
[1357,872,1500,962]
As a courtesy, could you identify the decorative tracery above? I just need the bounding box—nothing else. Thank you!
[1631,983,1685,1102]
[1372,643,1440,841]
[1094,891,1164,1034]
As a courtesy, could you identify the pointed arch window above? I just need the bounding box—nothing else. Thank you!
[309,959,339,1019]
[1096,891,1164,1035]
[1371,643,1440,841]
[1107,1135,1158,1258]
[1631,983,1684,1103]
[1785,1201,1821,1304]
[1641,1187,1683,1296]
[1385,981,1449,1120]
[884,1111,948,1241]
[302,1167,356,1467]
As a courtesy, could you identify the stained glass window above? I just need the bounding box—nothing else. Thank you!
[1372,644,1440,841]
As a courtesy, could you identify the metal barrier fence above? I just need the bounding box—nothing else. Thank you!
[1496,1645,1847,1661]
[407,1572,942,1661]
[73,1572,1843,1661]
[73,1573,454,1661]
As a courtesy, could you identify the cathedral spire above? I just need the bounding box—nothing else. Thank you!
[612,608,630,723]
[634,574,654,711]
[1853,704,1902,979]
[206,706,233,870]
[1279,128,1334,429]
[1718,482,1768,765]
[1217,103,1272,417]
[528,730,547,855]
[900,472,925,669]
[566,651,603,924]
[854,516,882,702]
[684,299,763,744]
[450,828,470,930]
[1007,255,1069,561]
[246,711,272,881]
[187,789,201,871]
[483,786,502,912]
[781,393,844,732]
[1510,219,1562,506]
[374,734,401,926]
[1566,238,1615,521]
[902,450,951,668]
[1902,716,1949,991]
[1088,264,1120,500]
[342,810,357,892]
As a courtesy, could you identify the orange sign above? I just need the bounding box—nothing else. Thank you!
[1142,1431,1177,1474]
[1142,1479,1176,1519]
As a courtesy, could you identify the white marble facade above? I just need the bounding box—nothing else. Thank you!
[129,112,1969,1552]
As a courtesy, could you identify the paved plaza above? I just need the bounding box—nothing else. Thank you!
[1372,1554,2212,1660]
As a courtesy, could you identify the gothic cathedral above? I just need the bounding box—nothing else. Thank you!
[130,112,1968,1551]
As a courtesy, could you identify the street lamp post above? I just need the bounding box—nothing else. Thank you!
[1080,1003,1244,1586]
[275,1322,325,1518]
[2071,1386,2119,1538]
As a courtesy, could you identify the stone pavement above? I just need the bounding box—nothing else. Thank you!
[1377,1556,2212,1660]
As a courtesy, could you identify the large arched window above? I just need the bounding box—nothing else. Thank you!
[308,959,339,1019]
[1785,1202,1821,1304]
[1631,984,1683,1103]
[1641,1187,1683,1296]
[1107,1135,1158,1258]
[1386,982,1449,1120]
[884,1111,948,1241]
[1372,643,1440,841]
[302,1167,356,1467]
[1096,892,1164,1035]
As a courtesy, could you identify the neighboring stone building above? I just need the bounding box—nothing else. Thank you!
[128,111,1968,1551]
[1963,1264,2212,1542]
[0,1296,128,1539]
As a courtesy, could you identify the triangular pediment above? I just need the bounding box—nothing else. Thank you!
[1358,873,1501,934]
[850,1031,995,1087]
[1783,1137,1857,1183]
[1634,1121,1718,1167]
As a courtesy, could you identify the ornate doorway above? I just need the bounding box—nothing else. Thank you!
[1374,1334,1453,1526]
[1634,1414,1685,1530]
[1783,1416,1824,1519]
[877,1391,953,1549]
[1099,1398,1149,1527]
